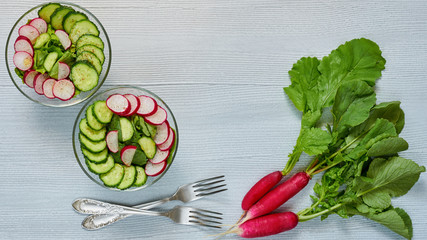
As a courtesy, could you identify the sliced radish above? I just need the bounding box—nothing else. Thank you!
[149,148,170,164]
[137,95,158,116]
[123,94,141,116]
[158,127,175,151]
[57,62,70,79]
[106,130,119,153]
[18,25,40,44]
[153,121,170,145]
[53,79,75,101]
[145,161,167,177]
[42,78,56,99]
[23,70,38,88]
[55,30,71,50]
[120,145,137,166]
[144,106,167,125]
[106,94,131,115]
[13,51,33,71]
[34,73,49,95]
[14,36,34,56]
[29,18,47,34]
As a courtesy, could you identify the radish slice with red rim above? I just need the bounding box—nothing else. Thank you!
[144,106,167,125]
[54,30,71,50]
[121,145,137,166]
[14,36,34,56]
[42,78,56,99]
[57,62,70,79]
[34,73,49,95]
[149,148,170,164]
[13,51,34,71]
[137,95,158,116]
[145,161,167,176]
[53,79,75,101]
[18,25,40,44]
[29,18,47,34]
[106,130,119,153]
[123,94,141,116]
[23,70,38,88]
[106,94,130,115]
[158,127,175,151]
[153,121,170,145]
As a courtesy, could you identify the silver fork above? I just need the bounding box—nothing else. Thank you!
[75,175,227,230]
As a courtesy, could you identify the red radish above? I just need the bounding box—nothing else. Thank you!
[57,62,70,79]
[23,70,38,88]
[144,106,167,125]
[106,130,119,153]
[18,25,40,44]
[53,79,75,101]
[241,171,283,211]
[42,78,57,99]
[34,73,49,95]
[136,95,158,116]
[153,121,170,145]
[120,145,137,166]
[149,148,170,164]
[106,94,131,116]
[54,30,71,50]
[123,94,141,116]
[145,161,167,176]
[157,127,175,151]
[14,36,34,56]
[29,18,47,34]
[13,51,33,71]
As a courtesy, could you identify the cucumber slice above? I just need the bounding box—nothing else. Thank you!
[100,163,124,187]
[44,52,58,72]
[86,154,114,174]
[79,118,106,141]
[86,105,105,131]
[80,133,107,153]
[50,6,74,30]
[117,165,136,190]
[76,51,102,74]
[33,32,51,49]
[76,34,104,50]
[92,101,113,124]
[133,166,147,187]
[77,45,105,64]
[63,11,87,34]
[82,148,108,164]
[119,117,134,142]
[70,60,99,92]
[70,19,99,43]
[138,136,156,159]
[38,3,61,23]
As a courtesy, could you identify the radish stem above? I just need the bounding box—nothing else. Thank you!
[298,203,343,222]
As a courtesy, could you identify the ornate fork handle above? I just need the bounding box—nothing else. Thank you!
[73,198,164,216]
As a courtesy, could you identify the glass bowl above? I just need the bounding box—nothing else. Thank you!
[72,86,179,191]
[5,2,111,107]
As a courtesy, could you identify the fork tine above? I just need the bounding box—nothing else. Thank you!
[189,208,223,216]
[189,215,222,225]
[193,179,225,188]
[195,188,228,197]
[194,184,227,193]
[188,220,222,229]
[190,211,223,220]
[193,175,225,185]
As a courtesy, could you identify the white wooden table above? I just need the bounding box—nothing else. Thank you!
[1,1,426,239]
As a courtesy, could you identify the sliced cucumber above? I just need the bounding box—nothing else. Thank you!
[38,3,61,23]
[86,154,114,174]
[117,165,137,190]
[86,105,105,131]
[76,51,102,74]
[70,19,99,43]
[77,45,105,64]
[76,34,104,50]
[100,163,124,187]
[138,136,156,159]
[44,52,58,72]
[82,148,108,164]
[50,6,74,30]
[70,60,99,92]
[119,117,134,142]
[63,11,87,34]
[93,101,113,124]
[80,133,107,153]
[79,118,106,141]
[33,33,51,49]
[133,166,147,187]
